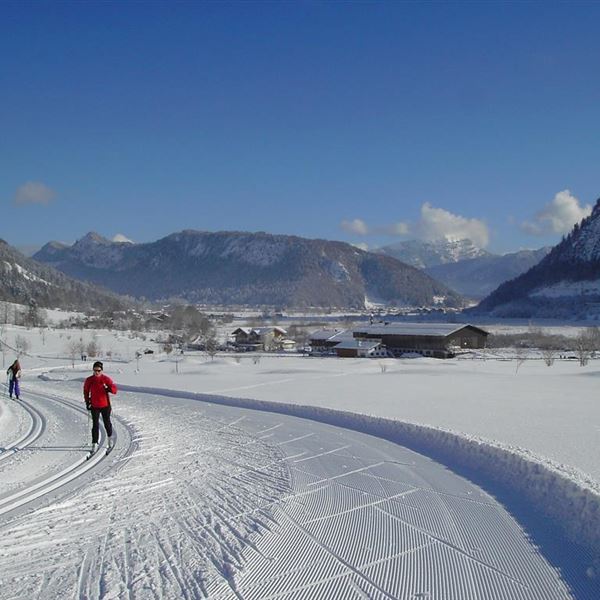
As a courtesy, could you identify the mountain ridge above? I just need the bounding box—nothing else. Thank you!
[471,198,600,318]
[0,239,133,312]
[34,230,464,309]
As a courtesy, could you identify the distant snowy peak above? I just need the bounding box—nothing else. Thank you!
[38,231,129,270]
[112,233,135,244]
[73,231,111,248]
[376,238,490,269]
[425,246,550,300]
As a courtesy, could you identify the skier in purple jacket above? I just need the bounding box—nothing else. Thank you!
[7,359,21,400]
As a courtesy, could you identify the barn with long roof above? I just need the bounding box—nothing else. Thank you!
[351,322,488,358]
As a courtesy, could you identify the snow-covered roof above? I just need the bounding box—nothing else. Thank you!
[232,327,253,335]
[328,330,356,343]
[334,339,382,350]
[354,323,488,337]
[252,326,287,335]
[232,326,287,336]
[309,328,343,341]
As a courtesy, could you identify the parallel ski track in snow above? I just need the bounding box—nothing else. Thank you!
[0,389,130,518]
[0,397,45,464]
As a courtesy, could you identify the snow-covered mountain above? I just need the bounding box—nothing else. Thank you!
[34,230,464,309]
[376,238,490,269]
[0,239,131,312]
[471,198,600,318]
[425,247,551,300]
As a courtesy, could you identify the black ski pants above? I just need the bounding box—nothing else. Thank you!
[91,406,112,443]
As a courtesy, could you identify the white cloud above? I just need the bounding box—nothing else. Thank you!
[340,204,487,247]
[340,219,409,237]
[381,222,410,236]
[416,202,489,247]
[14,181,56,205]
[341,218,369,235]
[520,190,592,236]
[112,233,135,244]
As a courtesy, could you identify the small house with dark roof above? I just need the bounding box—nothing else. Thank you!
[352,323,488,358]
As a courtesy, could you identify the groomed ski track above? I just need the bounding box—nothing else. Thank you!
[0,381,594,599]
[0,389,133,519]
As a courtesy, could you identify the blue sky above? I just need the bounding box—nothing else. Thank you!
[2,1,599,255]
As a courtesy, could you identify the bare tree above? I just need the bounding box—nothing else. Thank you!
[538,333,559,367]
[573,329,596,366]
[65,339,80,368]
[205,335,219,361]
[86,339,101,358]
[588,327,600,357]
[540,346,557,367]
[14,335,30,356]
[515,346,528,373]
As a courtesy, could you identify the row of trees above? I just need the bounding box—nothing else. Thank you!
[488,326,600,367]
[0,300,48,329]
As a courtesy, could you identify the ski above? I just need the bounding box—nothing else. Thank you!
[105,445,114,456]
[86,445,99,460]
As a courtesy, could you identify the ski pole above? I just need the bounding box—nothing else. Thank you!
[87,405,91,445]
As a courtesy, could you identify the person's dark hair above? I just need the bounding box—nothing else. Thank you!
[93,361,103,370]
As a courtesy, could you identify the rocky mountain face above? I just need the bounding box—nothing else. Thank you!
[376,238,490,269]
[471,198,600,318]
[0,239,131,312]
[34,230,464,309]
[425,247,551,300]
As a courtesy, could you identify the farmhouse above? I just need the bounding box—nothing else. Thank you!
[334,338,388,358]
[231,326,288,351]
[352,323,488,358]
[308,329,354,355]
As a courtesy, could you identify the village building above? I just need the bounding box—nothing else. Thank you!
[333,338,388,358]
[352,323,488,358]
[231,326,288,351]
[308,329,354,355]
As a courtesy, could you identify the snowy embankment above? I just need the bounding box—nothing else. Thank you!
[117,383,600,558]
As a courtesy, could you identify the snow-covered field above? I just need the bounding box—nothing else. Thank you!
[1,324,600,598]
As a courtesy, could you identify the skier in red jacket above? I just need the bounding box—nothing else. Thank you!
[83,361,117,455]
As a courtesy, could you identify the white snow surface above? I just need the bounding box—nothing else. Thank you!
[2,324,600,597]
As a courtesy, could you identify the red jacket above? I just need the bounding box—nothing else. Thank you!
[84,373,117,409]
